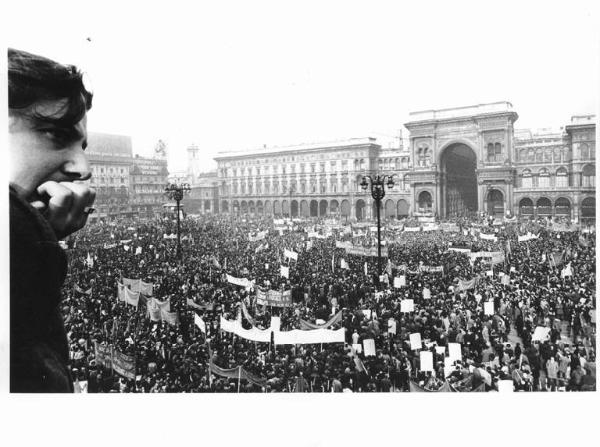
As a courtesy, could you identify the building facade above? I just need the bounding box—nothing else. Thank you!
[86,132,169,220]
[130,155,170,218]
[404,103,595,222]
[187,172,220,214]
[198,102,596,222]
[214,138,412,220]
[87,132,134,220]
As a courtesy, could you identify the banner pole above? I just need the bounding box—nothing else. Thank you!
[237,367,241,393]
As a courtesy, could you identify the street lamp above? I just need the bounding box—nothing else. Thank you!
[361,174,395,277]
[165,182,191,259]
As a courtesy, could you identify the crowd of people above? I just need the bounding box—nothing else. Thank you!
[62,212,596,393]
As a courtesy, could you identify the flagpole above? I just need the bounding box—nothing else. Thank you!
[237,366,241,393]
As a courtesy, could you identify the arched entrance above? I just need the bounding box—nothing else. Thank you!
[554,197,571,218]
[330,200,339,215]
[581,197,595,223]
[256,200,264,215]
[440,143,478,217]
[397,199,409,217]
[486,189,504,218]
[204,200,211,213]
[355,199,366,220]
[264,200,272,215]
[221,201,229,213]
[417,191,432,213]
[291,200,299,217]
[384,199,395,219]
[519,198,534,218]
[536,197,552,218]
[340,200,351,218]
[273,200,281,216]
[319,200,328,217]
[232,200,240,214]
[282,200,289,216]
[309,200,318,217]
[248,200,255,214]
[300,200,309,217]
[241,201,248,214]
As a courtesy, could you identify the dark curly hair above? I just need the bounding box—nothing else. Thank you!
[8,48,93,126]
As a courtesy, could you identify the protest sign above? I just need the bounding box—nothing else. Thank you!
[112,349,136,380]
[410,332,422,350]
[280,266,290,279]
[484,301,494,315]
[448,343,462,362]
[435,345,446,355]
[532,326,551,342]
[363,338,376,356]
[352,343,362,354]
[422,287,431,299]
[394,276,406,288]
[498,380,514,393]
[420,351,433,372]
[401,299,414,313]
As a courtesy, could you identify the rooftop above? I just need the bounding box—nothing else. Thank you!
[214,137,379,159]
[407,101,515,123]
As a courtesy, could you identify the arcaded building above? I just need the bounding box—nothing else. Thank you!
[205,102,595,222]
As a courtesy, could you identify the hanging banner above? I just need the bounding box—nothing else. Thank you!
[117,282,126,302]
[122,277,141,289]
[112,349,136,380]
[274,328,346,345]
[363,338,376,356]
[403,227,421,232]
[248,230,267,242]
[419,265,444,273]
[139,281,153,296]
[162,311,179,326]
[345,246,389,257]
[186,299,214,312]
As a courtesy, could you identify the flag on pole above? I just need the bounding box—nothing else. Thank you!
[364,262,368,276]
[331,254,335,273]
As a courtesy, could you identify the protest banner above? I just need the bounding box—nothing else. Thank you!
[112,349,136,380]
[226,274,253,288]
[401,299,414,313]
[410,332,422,350]
[256,289,292,307]
[300,311,342,330]
[274,328,345,345]
[124,288,140,308]
[458,277,477,291]
[162,311,180,326]
[186,298,214,312]
[479,233,497,242]
[363,338,376,356]
[484,301,494,316]
[420,351,434,372]
[94,342,113,369]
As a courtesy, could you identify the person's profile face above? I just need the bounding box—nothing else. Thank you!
[8,98,89,201]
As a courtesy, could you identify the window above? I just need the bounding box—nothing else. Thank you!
[544,150,552,163]
[535,150,543,163]
[582,164,595,187]
[538,169,549,188]
[580,143,590,159]
[342,160,348,171]
[522,169,532,188]
[401,158,408,169]
[320,162,325,172]
[555,168,568,188]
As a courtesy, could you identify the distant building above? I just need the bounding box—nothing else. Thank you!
[86,132,169,220]
[86,132,134,220]
[187,172,220,214]
[130,155,169,218]
[209,102,595,223]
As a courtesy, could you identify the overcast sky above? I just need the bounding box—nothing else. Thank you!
[5,0,599,173]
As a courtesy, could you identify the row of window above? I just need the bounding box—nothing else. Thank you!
[226,178,411,195]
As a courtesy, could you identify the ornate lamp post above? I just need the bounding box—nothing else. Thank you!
[361,174,395,277]
[165,182,191,259]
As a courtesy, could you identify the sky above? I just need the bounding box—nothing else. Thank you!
[4,0,599,173]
